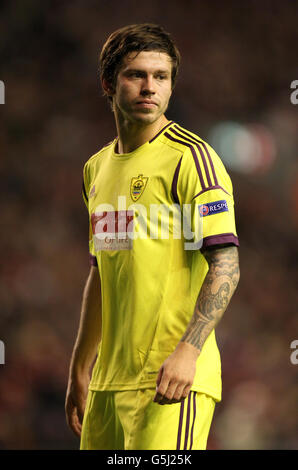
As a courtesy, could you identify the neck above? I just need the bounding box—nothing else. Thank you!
[114,113,169,154]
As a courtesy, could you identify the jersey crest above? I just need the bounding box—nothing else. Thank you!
[130,174,148,201]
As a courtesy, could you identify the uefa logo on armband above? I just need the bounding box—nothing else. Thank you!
[199,205,209,217]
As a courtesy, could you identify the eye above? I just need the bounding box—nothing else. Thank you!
[156,74,167,80]
[130,71,142,78]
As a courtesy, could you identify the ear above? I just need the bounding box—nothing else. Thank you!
[102,78,114,96]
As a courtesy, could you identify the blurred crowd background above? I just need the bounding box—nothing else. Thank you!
[0,0,297,450]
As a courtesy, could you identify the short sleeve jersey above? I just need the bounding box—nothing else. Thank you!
[82,121,239,402]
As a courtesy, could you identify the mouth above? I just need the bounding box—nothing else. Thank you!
[135,100,158,108]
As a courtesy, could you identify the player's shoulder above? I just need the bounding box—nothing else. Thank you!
[164,122,231,188]
[162,122,215,157]
[84,139,116,168]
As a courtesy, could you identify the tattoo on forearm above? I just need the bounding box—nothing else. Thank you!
[181,245,240,352]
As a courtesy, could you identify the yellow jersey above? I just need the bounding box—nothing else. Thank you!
[82,121,239,402]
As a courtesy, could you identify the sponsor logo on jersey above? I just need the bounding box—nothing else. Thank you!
[91,210,134,250]
[130,174,148,202]
[199,200,228,217]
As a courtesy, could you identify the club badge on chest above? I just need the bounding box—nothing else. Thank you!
[130,174,148,202]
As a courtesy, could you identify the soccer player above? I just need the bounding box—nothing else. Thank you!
[65,23,240,450]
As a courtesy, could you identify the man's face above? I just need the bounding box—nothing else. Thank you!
[112,50,173,124]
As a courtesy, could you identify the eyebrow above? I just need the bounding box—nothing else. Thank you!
[124,68,170,75]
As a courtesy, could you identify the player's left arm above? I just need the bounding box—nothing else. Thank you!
[153,243,240,405]
[180,243,240,352]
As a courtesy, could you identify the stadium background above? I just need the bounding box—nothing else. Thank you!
[0,0,297,449]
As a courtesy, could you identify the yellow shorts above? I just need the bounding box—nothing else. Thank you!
[80,388,215,450]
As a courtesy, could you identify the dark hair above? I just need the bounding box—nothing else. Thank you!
[99,23,181,103]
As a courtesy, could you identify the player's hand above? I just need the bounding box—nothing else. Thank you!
[65,373,89,437]
[153,342,199,405]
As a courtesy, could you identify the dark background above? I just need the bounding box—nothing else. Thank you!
[0,0,297,449]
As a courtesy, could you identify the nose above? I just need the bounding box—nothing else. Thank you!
[140,74,155,95]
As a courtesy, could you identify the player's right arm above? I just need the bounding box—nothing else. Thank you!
[65,265,102,437]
